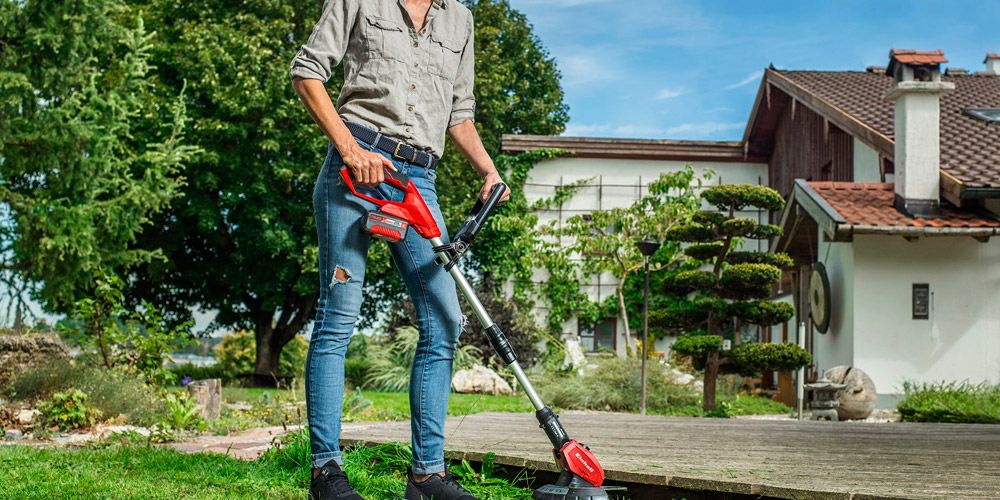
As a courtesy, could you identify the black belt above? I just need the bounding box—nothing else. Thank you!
[344,121,439,170]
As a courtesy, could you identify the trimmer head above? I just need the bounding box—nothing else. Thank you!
[532,471,613,500]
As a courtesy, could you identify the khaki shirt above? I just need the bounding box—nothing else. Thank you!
[290,0,476,158]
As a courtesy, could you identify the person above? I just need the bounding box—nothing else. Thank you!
[290,0,508,499]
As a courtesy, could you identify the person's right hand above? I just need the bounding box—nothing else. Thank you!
[341,143,396,187]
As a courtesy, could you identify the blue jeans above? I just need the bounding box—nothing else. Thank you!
[307,141,464,475]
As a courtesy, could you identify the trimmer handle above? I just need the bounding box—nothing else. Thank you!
[454,182,508,246]
[339,166,441,239]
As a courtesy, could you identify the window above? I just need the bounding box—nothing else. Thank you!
[578,318,617,353]
[965,108,1000,123]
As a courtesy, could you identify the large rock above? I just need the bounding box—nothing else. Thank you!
[451,365,514,396]
[824,365,877,420]
[0,331,69,387]
[16,409,41,425]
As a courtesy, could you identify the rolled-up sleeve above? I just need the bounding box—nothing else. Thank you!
[448,17,476,128]
[290,0,359,82]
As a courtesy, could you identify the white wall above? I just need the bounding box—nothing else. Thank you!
[522,156,768,355]
[852,138,881,183]
[851,235,1000,396]
[812,231,856,372]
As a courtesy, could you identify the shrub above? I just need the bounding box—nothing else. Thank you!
[718,263,781,299]
[344,357,370,389]
[726,251,794,268]
[10,363,166,426]
[720,218,755,236]
[702,184,786,211]
[168,363,225,383]
[536,357,699,413]
[41,389,102,430]
[691,211,726,227]
[58,274,194,385]
[214,331,308,381]
[664,270,717,292]
[162,392,205,431]
[897,381,1000,424]
[747,224,783,240]
[665,223,714,242]
[365,326,480,392]
[728,342,812,376]
[671,332,724,370]
[683,242,725,261]
[727,300,795,326]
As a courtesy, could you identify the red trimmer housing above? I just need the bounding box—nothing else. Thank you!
[559,440,605,487]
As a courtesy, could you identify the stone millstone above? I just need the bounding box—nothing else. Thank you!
[824,365,876,420]
[451,365,513,396]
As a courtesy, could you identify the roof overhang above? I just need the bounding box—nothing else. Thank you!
[501,134,767,163]
[772,180,1000,253]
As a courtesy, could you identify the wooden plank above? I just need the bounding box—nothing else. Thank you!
[500,134,767,163]
[341,412,1000,500]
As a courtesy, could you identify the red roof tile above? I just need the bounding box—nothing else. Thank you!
[985,53,1000,62]
[777,70,1000,189]
[808,182,1000,228]
[890,49,948,66]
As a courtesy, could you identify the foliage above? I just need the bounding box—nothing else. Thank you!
[702,185,786,212]
[0,0,196,312]
[41,389,103,430]
[897,381,1000,424]
[58,274,193,385]
[364,326,481,392]
[10,362,166,426]
[536,357,700,413]
[655,183,808,410]
[557,166,706,353]
[161,392,205,432]
[214,330,308,383]
[728,342,812,376]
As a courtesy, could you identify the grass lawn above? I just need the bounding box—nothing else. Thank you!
[0,433,534,499]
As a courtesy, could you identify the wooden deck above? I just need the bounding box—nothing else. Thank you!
[341,411,1000,500]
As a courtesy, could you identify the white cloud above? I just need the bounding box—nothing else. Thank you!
[725,70,764,90]
[559,54,618,87]
[663,121,745,138]
[654,87,685,100]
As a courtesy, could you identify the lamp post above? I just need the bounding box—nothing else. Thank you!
[636,237,661,415]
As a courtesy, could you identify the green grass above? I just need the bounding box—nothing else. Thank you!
[897,381,1000,424]
[0,431,534,499]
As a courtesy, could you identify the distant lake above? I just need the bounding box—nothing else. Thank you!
[169,353,218,367]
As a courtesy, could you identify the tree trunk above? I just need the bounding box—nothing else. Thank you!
[703,348,720,410]
[253,320,281,386]
[616,284,633,356]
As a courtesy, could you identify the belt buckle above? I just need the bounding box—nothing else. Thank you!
[392,142,404,160]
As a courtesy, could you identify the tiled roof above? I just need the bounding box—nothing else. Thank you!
[890,49,948,66]
[808,182,1000,229]
[986,53,1000,62]
[777,70,1000,189]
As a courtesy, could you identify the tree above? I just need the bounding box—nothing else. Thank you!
[558,167,703,355]
[126,0,568,381]
[0,0,195,313]
[126,0,328,382]
[654,184,810,410]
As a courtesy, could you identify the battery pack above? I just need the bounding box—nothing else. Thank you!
[362,210,409,242]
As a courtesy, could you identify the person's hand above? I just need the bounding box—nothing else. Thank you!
[341,143,395,187]
[479,172,511,203]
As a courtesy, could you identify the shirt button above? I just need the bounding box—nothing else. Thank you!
[405,127,412,134]
[407,105,414,112]
[412,41,419,48]
[409,83,416,91]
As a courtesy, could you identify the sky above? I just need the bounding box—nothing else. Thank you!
[507,0,1000,141]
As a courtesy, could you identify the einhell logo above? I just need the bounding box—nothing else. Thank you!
[574,452,595,473]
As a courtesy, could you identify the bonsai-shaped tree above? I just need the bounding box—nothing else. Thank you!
[654,184,811,411]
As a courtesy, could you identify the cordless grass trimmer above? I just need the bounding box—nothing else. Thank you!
[340,166,612,500]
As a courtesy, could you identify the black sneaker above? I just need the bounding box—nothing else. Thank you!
[404,469,478,500]
[310,461,364,500]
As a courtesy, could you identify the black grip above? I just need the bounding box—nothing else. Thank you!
[383,166,410,189]
[454,182,507,245]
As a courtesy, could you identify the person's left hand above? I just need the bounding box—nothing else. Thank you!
[479,172,511,203]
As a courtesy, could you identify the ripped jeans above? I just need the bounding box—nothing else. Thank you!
[307,141,464,475]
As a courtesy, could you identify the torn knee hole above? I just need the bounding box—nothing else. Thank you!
[332,266,351,285]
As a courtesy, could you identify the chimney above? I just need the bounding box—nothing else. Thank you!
[883,49,954,217]
[985,53,1000,75]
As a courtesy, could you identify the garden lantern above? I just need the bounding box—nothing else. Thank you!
[804,377,846,421]
[636,237,661,416]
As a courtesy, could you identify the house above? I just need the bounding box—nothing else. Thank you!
[502,50,1000,405]
[500,136,769,355]
[760,50,1000,405]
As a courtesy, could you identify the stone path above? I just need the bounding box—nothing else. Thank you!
[167,425,301,460]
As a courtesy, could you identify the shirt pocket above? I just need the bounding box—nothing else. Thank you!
[365,15,407,62]
[429,33,463,80]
